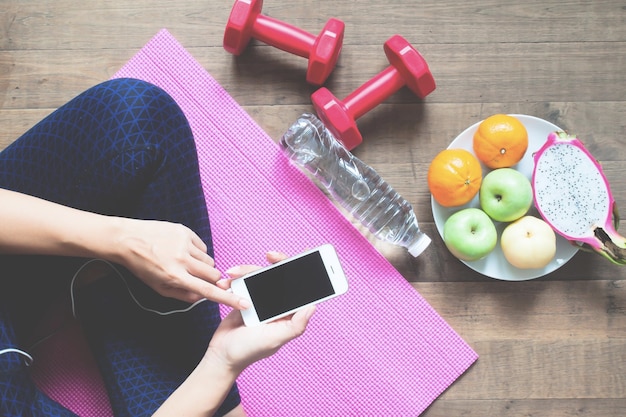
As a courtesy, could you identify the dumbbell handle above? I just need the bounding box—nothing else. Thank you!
[252,14,316,58]
[342,66,404,121]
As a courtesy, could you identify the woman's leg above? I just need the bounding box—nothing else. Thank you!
[0,308,77,417]
[0,78,212,236]
[0,78,240,416]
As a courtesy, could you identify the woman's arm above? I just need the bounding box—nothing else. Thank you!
[0,188,120,258]
[0,188,249,308]
[153,347,241,417]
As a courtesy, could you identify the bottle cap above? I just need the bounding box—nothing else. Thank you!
[407,233,431,257]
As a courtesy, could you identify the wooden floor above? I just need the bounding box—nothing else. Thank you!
[2,0,626,415]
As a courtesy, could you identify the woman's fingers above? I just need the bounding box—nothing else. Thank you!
[189,243,215,266]
[224,264,263,279]
[188,280,251,310]
[179,250,292,307]
[187,256,222,284]
[266,251,287,263]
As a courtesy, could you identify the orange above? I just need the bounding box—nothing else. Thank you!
[473,114,528,168]
[428,148,482,207]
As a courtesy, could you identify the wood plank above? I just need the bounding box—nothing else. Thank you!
[3,41,626,108]
[424,399,626,417]
[2,0,625,51]
[413,281,626,402]
[445,339,626,399]
[414,281,626,340]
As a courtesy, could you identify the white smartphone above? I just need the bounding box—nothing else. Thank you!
[230,244,348,326]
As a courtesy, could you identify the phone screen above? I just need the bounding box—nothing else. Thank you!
[243,251,335,321]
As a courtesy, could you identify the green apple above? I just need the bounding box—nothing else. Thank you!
[443,208,497,261]
[479,168,532,222]
[501,216,556,269]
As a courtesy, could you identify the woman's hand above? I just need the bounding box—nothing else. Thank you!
[113,217,250,310]
[207,303,315,374]
[0,189,247,309]
[207,251,316,373]
[153,251,315,417]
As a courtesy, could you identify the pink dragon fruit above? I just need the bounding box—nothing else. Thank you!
[532,131,626,264]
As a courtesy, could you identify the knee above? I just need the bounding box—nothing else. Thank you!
[97,78,184,118]
[91,78,193,147]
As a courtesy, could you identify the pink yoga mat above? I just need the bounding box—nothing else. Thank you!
[113,29,478,416]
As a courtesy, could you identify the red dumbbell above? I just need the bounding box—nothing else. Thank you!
[311,35,436,150]
[223,0,345,86]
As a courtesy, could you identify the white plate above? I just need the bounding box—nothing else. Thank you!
[431,114,579,281]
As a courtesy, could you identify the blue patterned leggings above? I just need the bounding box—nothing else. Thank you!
[0,78,240,416]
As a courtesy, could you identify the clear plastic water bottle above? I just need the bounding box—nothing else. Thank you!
[279,113,431,257]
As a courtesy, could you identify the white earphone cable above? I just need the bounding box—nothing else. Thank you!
[0,348,34,366]
[69,258,207,319]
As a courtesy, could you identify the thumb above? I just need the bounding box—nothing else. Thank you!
[224,265,262,279]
